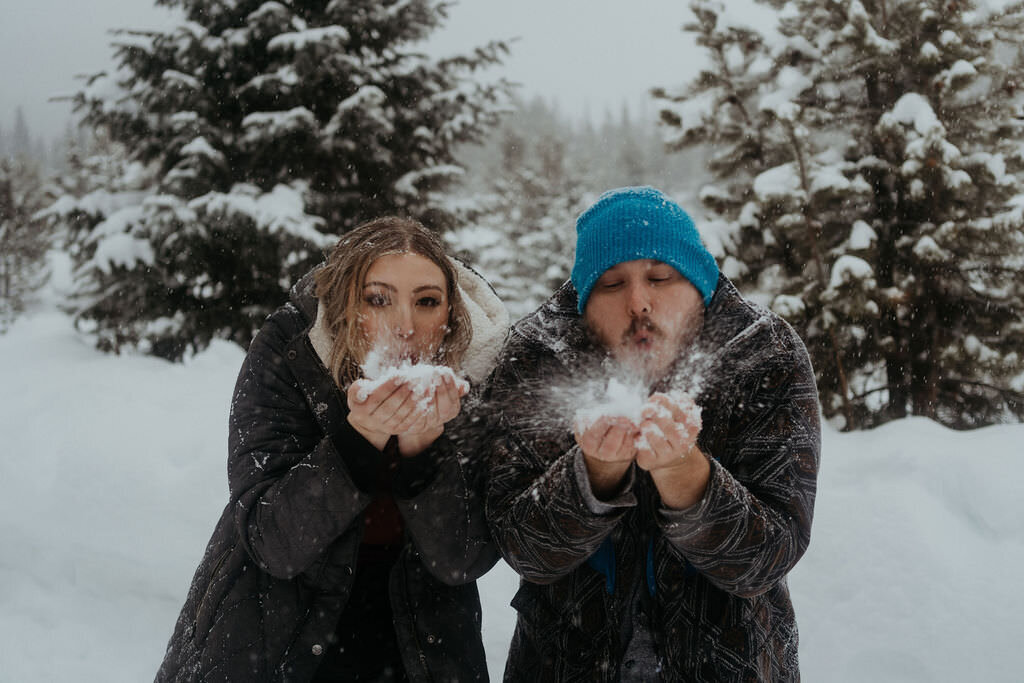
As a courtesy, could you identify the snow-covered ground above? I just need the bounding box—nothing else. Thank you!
[1,290,1021,681]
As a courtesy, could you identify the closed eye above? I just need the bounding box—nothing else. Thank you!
[649,269,679,284]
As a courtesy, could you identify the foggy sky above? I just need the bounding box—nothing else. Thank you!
[0,0,707,143]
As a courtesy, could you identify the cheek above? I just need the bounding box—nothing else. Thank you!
[584,302,624,346]
[425,310,450,338]
[357,309,381,342]
[658,304,702,347]
[413,308,450,343]
[593,320,619,347]
[659,308,689,335]
[657,289,697,322]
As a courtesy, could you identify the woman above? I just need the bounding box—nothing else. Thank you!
[156,217,509,682]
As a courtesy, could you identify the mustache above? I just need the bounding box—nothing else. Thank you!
[622,316,663,342]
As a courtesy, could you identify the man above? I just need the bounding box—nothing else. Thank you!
[484,186,821,681]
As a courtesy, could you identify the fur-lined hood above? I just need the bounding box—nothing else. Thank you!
[291,258,509,385]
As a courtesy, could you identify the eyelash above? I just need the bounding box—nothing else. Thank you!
[601,276,670,289]
[364,295,442,308]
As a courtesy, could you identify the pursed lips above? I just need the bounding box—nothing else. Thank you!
[623,317,661,349]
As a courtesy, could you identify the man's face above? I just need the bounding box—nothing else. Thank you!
[583,259,704,383]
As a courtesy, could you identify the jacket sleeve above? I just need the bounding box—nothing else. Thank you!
[484,339,633,584]
[393,427,500,585]
[659,322,821,598]
[227,312,374,580]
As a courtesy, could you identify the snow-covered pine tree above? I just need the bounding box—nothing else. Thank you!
[43,130,140,270]
[0,157,53,331]
[658,0,1024,429]
[447,110,588,320]
[653,0,790,285]
[46,0,510,360]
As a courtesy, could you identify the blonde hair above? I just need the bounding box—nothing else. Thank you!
[314,216,471,386]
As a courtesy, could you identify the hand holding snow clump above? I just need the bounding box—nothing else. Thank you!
[346,348,469,455]
[633,392,702,472]
[573,378,702,470]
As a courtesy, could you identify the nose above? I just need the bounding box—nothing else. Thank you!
[626,281,651,317]
[392,304,415,338]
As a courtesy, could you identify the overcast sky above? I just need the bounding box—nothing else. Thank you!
[0,0,712,142]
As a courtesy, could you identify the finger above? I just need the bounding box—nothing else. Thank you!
[575,416,612,456]
[372,384,418,426]
[440,371,468,398]
[645,394,699,446]
[642,393,677,422]
[432,374,453,407]
[662,392,702,429]
[347,382,382,428]
[446,374,466,411]
[652,410,688,447]
[362,377,408,411]
[400,406,435,435]
[635,446,654,471]
[392,406,428,434]
[434,379,461,423]
[574,426,598,456]
[665,400,701,445]
[639,421,672,465]
[348,379,382,407]
[420,384,447,431]
[599,419,639,462]
[407,378,446,425]
[401,382,446,430]
[426,397,446,431]
[600,423,629,457]
[371,388,414,426]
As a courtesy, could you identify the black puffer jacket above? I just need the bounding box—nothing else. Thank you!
[155,266,507,683]
[484,276,821,682]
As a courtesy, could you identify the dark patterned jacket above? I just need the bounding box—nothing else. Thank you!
[484,276,820,682]
[155,265,507,683]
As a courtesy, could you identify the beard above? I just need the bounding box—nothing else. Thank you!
[586,312,703,387]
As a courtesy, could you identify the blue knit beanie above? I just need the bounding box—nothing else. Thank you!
[571,186,719,313]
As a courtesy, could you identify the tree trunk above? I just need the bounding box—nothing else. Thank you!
[885,336,909,421]
[909,288,940,420]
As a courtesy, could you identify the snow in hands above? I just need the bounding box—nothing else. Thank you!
[574,377,649,428]
[573,377,702,458]
[356,346,469,409]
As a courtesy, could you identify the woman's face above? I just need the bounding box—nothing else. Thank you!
[359,252,450,363]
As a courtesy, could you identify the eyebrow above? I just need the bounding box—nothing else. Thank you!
[363,282,444,294]
[601,260,669,274]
